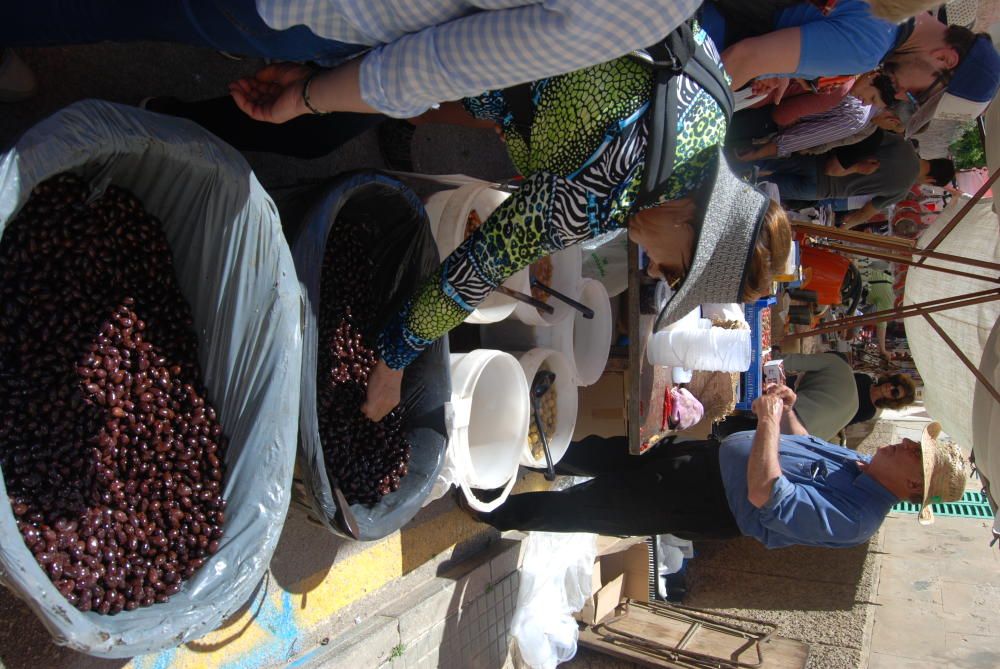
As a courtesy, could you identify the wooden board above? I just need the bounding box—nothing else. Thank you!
[627,239,642,454]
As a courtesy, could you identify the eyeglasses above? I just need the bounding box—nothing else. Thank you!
[888,385,904,400]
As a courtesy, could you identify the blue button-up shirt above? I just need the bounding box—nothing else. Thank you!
[718,432,898,549]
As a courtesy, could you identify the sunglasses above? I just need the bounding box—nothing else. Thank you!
[904,69,953,108]
[887,384,904,400]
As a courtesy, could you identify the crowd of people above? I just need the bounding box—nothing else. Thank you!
[2,0,994,552]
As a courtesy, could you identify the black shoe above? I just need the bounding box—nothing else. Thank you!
[452,488,486,522]
[377,119,417,171]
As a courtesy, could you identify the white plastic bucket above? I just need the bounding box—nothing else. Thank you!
[510,245,583,327]
[448,350,529,512]
[425,184,525,324]
[478,278,612,387]
[516,348,579,468]
[563,279,612,386]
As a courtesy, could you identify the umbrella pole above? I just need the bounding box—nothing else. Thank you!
[816,242,1000,283]
[793,221,1000,273]
[783,289,1000,339]
[791,221,915,250]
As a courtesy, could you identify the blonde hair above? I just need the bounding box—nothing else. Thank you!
[638,199,792,302]
[741,201,792,302]
[867,0,942,23]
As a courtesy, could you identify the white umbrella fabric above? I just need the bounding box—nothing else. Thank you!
[904,97,1000,514]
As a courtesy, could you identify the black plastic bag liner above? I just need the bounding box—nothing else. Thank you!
[0,101,302,657]
[292,171,449,541]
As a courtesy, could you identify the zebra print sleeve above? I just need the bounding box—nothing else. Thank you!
[377,169,630,369]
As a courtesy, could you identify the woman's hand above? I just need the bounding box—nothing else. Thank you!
[229,62,315,124]
[361,359,404,422]
[750,77,791,105]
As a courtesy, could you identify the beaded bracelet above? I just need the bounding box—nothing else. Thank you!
[301,71,329,115]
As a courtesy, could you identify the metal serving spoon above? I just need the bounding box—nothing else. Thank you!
[530,369,557,481]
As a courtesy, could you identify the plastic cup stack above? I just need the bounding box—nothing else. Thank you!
[647,318,751,372]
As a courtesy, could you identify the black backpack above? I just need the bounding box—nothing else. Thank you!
[633,21,734,208]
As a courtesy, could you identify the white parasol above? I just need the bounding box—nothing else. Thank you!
[904,96,1000,516]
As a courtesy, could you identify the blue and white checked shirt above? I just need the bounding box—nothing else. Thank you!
[718,431,898,549]
[255,0,703,117]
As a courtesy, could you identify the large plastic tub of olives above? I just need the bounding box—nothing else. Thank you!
[0,101,302,657]
[290,170,450,541]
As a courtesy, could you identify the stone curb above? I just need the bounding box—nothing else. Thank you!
[299,536,525,669]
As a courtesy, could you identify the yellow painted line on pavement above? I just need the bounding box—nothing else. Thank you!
[126,474,551,668]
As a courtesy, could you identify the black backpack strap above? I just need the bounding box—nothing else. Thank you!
[687,40,734,121]
[503,82,536,151]
[637,22,696,72]
[636,26,734,208]
[635,24,694,209]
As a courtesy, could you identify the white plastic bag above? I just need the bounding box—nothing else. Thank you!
[654,534,694,600]
[510,532,598,669]
[422,404,462,506]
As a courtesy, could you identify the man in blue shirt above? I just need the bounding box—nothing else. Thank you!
[706,0,903,92]
[467,384,966,549]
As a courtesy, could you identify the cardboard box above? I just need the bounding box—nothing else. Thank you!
[576,537,651,625]
[573,373,627,440]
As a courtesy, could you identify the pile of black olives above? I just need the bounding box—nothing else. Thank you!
[316,213,410,507]
[0,174,226,615]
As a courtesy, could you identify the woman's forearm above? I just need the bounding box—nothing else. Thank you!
[303,60,379,114]
[376,172,602,369]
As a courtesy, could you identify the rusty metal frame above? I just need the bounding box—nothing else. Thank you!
[591,600,777,669]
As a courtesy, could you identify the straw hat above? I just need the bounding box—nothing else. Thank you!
[918,422,968,525]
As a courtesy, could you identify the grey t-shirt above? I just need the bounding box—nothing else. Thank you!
[817,132,920,209]
[782,352,859,442]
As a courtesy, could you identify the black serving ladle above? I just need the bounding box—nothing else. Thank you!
[530,369,558,481]
[496,285,555,314]
[530,279,594,319]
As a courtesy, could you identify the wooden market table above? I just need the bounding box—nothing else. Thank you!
[624,240,681,455]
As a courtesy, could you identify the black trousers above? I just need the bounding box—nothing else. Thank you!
[147,96,384,159]
[482,436,740,539]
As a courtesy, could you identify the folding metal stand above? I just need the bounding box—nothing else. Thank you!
[579,600,809,669]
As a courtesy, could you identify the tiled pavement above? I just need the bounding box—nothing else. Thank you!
[867,513,999,669]
[305,536,524,669]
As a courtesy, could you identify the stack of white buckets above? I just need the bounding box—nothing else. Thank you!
[424,182,614,512]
